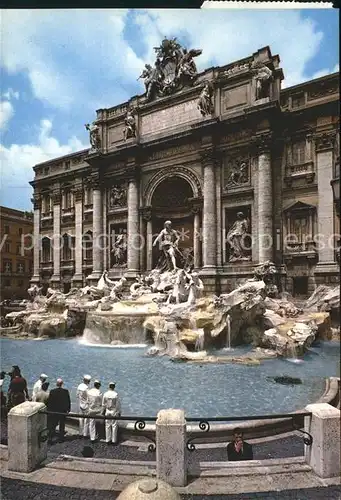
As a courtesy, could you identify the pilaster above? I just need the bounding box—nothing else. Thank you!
[126,164,140,277]
[201,148,217,270]
[72,185,84,287]
[30,194,41,284]
[253,133,273,263]
[50,187,61,288]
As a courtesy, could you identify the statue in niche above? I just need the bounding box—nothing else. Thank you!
[109,185,127,208]
[111,234,127,267]
[250,61,273,100]
[85,122,101,151]
[225,160,249,188]
[153,220,181,272]
[123,107,137,141]
[197,82,214,117]
[226,212,251,262]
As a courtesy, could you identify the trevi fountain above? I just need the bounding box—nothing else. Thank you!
[1,221,340,416]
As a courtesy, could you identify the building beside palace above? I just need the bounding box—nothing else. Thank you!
[0,206,33,300]
[30,43,340,295]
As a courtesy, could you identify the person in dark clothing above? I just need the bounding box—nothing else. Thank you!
[0,371,7,419]
[47,378,71,443]
[8,366,29,408]
[227,428,253,461]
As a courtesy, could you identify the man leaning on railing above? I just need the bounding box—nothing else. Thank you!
[227,428,253,461]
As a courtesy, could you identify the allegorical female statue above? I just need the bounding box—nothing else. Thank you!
[226,212,251,262]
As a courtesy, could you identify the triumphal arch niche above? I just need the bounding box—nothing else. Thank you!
[144,167,203,270]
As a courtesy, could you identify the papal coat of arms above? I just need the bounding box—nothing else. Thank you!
[138,37,202,101]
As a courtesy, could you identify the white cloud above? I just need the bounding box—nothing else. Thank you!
[2,88,20,100]
[133,9,327,89]
[0,101,14,130]
[0,119,87,209]
[1,9,334,112]
[1,10,144,112]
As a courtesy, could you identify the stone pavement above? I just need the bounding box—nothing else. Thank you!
[1,477,340,499]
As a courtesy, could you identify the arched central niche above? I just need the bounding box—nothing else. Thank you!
[151,175,195,268]
[151,176,193,211]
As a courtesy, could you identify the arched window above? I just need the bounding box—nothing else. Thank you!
[62,233,74,261]
[83,231,93,262]
[63,189,73,209]
[41,237,51,262]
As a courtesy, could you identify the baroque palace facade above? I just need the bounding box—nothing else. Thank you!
[30,43,340,295]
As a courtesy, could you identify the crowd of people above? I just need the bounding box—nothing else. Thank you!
[0,368,121,446]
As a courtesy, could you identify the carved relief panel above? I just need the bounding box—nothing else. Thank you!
[108,183,128,209]
[223,155,250,191]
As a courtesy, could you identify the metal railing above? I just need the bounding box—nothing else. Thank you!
[185,412,313,451]
[39,410,313,454]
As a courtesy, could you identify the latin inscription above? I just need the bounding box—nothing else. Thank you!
[141,99,202,136]
[223,84,249,110]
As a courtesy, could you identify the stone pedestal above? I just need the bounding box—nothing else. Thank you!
[117,478,181,500]
[8,402,47,473]
[305,403,340,478]
[156,409,186,487]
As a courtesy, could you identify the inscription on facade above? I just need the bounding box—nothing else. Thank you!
[223,84,249,110]
[109,124,125,145]
[141,99,202,135]
[147,142,200,162]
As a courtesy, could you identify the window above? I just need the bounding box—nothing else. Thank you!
[292,141,306,165]
[18,228,23,236]
[17,262,25,273]
[18,280,24,287]
[85,188,93,205]
[44,167,49,175]
[4,279,11,287]
[65,161,71,170]
[43,195,52,213]
[4,225,9,234]
[64,190,73,209]
[83,232,93,261]
[3,260,12,273]
[293,277,309,297]
[16,243,21,255]
[42,238,51,262]
[4,242,10,253]
[62,234,73,261]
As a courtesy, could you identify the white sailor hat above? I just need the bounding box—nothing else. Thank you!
[109,381,116,386]
[40,373,48,379]
[83,374,91,381]
[94,379,101,385]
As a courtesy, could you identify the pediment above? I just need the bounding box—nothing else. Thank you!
[283,201,316,213]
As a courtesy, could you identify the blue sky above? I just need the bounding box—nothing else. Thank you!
[0,8,339,210]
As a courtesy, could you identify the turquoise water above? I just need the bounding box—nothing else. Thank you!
[0,338,339,417]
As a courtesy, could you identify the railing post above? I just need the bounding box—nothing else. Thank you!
[305,403,340,478]
[8,402,47,472]
[156,409,187,487]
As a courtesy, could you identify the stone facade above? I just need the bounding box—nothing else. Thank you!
[0,206,33,300]
[30,46,340,295]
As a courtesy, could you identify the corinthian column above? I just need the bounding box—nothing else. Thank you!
[127,171,140,274]
[30,194,41,285]
[91,181,103,278]
[256,135,273,263]
[72,185,84,287]
[50,188,61,289]
[201,149,217,269]
[141,207,152,272]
